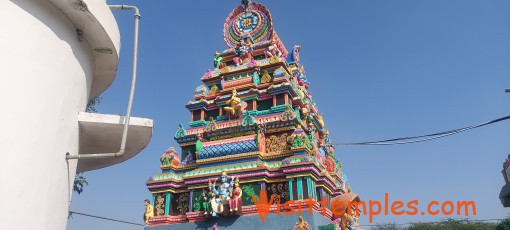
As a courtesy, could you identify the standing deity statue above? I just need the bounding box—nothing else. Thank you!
[223,89,242,117]
[213,51,225,69]
[143,199,154,226]
[228,177,243,213]
[201,188,212,215]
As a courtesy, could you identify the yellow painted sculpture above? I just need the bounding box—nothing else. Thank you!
[293,216,312,230]
[318,113,325,127]
[224,89,242,117]
[143,199,154,225]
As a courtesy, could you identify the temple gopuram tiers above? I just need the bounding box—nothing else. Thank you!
[145,1,359,229]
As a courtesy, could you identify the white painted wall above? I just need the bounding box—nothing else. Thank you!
[0,1,117,229]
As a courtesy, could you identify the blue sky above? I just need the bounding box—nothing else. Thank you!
[67,0,510,229]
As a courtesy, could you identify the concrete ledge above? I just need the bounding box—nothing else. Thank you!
[145,210,332,230]
[76,112,153,172]
[48,0,121,97]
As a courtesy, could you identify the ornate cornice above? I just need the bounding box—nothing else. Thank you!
[195,151,260,164]
[160,163,198,171]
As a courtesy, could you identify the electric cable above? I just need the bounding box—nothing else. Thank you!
[69,211,144,227]
[330,115,510,146]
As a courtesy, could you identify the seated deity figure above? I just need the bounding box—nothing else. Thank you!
[223,89,242,118]
[210,192,222,216]
[211,171,234,215]
[233,36,254,66]
[264,39,282,59]
[228,177,243,213]
[208,179,223,217]
[240,36,253,61]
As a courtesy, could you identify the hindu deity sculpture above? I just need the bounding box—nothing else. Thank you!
[143,199,154,225]
[341,208,359,230]
[293,216,312,230]
[210,171,234,216]
[293,45,301,62]
[300,101,314,131]
[297,66,310,86]
[201,188,212,215]
[208,179,222,216]
[228,177,243,213]
[223,89,242,118]
[318,114,325,127]
[265,39,282,59]
[180,151,195,166]
[233,35,254,66]
[213,51,225,69]
[241,0,250,9]
[300,101,310,118]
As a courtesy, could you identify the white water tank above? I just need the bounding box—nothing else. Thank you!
[0,1,153,229]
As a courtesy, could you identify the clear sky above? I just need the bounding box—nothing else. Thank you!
[67,0,510,229]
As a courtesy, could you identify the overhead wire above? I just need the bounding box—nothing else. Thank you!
[330,115,510,146]
[69,211,144,227]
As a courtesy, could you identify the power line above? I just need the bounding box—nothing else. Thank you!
[331,115,510,146]
[69,211,145,227]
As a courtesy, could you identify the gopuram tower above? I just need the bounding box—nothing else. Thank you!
[145,1,360,229]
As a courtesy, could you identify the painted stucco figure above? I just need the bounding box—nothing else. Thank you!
[223,89,242,117]
[265,39,282,59]
[233,35,254,66]
[213,51,225,69]
[293,216,312,230]
[211,171,234,215]
[143,199,154,225]
[208,179,222,216]
[228,177,243,213]
[201,188,212,215]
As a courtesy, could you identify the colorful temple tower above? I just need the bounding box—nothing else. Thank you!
[145,1,359,229]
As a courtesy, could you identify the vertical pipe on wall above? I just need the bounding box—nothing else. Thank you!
[66,4,141,160]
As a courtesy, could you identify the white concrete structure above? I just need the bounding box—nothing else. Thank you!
[0,1,153,229]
